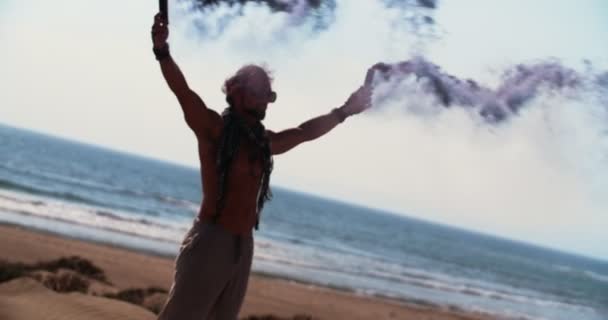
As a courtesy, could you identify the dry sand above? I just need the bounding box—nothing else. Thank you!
[0,224,497,320]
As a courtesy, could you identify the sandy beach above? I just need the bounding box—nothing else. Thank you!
[0,223,497,320]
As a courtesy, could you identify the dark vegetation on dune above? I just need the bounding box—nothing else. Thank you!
[0,256,108,284]
[103,287,169,305]
[102,287,169,314]
[0,256,319,318]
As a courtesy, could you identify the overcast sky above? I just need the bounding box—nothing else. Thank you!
[1,0,607,259]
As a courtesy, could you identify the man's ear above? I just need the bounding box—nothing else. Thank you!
[269,91,277,103]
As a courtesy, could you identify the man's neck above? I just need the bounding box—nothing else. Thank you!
[232,109,263,127]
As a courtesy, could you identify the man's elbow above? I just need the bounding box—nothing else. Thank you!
[296,126,319,143]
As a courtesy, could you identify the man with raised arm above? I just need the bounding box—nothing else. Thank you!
[151,12,373,320]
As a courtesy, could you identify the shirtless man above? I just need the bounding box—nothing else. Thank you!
[151,13,373,320]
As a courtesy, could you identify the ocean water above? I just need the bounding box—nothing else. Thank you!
[0,123,606,320]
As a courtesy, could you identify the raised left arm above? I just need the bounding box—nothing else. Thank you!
[268,86,371,155]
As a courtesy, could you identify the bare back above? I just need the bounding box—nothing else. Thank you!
[197,125,265,236]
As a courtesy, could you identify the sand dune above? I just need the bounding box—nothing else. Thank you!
[0,277,155,320]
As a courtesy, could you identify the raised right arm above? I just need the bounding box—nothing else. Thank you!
[152,13,221,138]
[157,56,221,136]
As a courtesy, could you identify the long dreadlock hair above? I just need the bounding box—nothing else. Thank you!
[213,65,274,230]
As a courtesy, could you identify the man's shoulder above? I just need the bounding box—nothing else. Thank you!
[192,111,223,142]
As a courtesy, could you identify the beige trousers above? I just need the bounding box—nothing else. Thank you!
[157,220,254,320]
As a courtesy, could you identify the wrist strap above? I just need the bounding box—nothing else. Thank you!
[153,44,170,61]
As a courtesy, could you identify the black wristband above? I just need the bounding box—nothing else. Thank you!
[332,107,348,123]
[153,44,170,61]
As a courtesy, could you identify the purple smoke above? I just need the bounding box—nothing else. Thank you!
[197,0,438,11]
[365,58,588,123]
[189,0,436,31]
